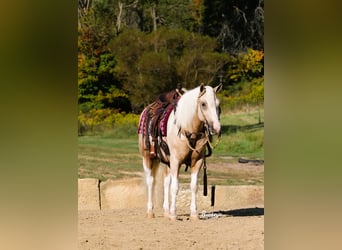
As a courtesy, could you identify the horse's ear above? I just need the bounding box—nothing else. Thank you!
[214,83,223,93]
[200,83,205,93]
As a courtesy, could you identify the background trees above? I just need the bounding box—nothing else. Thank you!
[78,0,264,133]
[202,0,264,54]
[108,28,230,110]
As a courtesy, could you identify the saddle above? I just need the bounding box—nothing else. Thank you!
[138,86,184,165]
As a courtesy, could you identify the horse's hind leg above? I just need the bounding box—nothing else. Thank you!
[169,160,180,220]
[143,157,154,218]
[163,166,171,217]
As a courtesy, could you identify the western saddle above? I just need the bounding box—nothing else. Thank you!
[139,84,185,165]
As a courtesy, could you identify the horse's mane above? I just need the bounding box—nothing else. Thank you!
[174,86,201,130]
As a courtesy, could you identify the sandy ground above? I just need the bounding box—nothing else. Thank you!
[78,162,264,249]
[78,207,264,250]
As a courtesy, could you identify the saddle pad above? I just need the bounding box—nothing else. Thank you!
[137,108,147,135]
[159,104,174,136]
[137,104,174,137]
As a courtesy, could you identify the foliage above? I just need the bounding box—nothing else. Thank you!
[202,0,264,53]
[246,78,264,105]
[218,48,264,111]
[109,28,230,111]
[77,0,264,133]
[190,0,204,27]
[78,109,140,136]
[78,52,131,112]
[152,0,197,31]
[78,0,264,53]
[78,1,132,116]
[220,78,264,111]
[78,1,117,57]
[175,33,229,89]
[227,48,264,83]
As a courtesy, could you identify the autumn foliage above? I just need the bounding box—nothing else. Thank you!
[78,0,264,134]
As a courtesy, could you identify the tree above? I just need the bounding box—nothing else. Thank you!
[78,0,132,112]
[78,0,118,57]
[189,0,205,32]
[227,48,264,84]
[108,28,229,111]
[157,0,196,30]
[78,0,93,28]
[114,0,141,34]
[78,0,263,115]
[202,0,264,54]
[78,52,131,112]
[176,33,229,88]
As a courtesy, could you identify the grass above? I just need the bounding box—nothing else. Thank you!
[78,136,142,180]
[204,170,264,186]
[78,109,264,185]
[213,108,264,159]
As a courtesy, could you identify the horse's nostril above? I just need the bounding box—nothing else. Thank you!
[207,122,221,135]
[213,122,221,135]
[208,126,217,135]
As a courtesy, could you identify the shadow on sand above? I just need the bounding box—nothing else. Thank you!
[216,207,264,217]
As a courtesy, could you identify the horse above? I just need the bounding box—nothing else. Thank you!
[138,83,222,220]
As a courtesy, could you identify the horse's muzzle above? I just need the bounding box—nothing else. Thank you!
[209,122,221,135]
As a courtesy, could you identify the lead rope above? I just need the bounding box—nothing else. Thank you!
[203,158,207,196]
[204,126,221,149]
[184,132,208,154]
[188,86,220,197]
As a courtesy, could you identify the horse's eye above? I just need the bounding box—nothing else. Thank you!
[201,102,207,109]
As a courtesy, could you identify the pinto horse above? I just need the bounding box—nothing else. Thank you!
[138,84,222,220]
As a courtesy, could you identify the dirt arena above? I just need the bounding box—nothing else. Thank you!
[78,173,264,250]
[78,207,263,249]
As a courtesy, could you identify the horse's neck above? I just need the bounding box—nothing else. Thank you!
[181,113,203,133]
[175,89,203,133]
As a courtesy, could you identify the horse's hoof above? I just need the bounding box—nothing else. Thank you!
[163,211,169,218]
[169,215,177,221]
[146,212,155,219]
[190,214,199,221]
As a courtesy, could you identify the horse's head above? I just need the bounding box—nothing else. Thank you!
[197,83,222,135]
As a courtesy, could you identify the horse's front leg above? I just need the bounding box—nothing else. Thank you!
[189,159,203,220]
[190,171,199,219]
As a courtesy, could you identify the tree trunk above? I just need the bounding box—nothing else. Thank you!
[116,1,124,34]
[150,4,157,32]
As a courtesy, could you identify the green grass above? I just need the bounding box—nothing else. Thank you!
[213,108,264,159]
[78,136,142,180]
[205,170,264,186]
[78,109,264,184]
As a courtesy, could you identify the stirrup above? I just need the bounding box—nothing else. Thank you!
[150,141,156,158]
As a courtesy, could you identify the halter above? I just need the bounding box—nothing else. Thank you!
[177,85,221,196]
[197,86,221,149]
[179,86,221,154]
